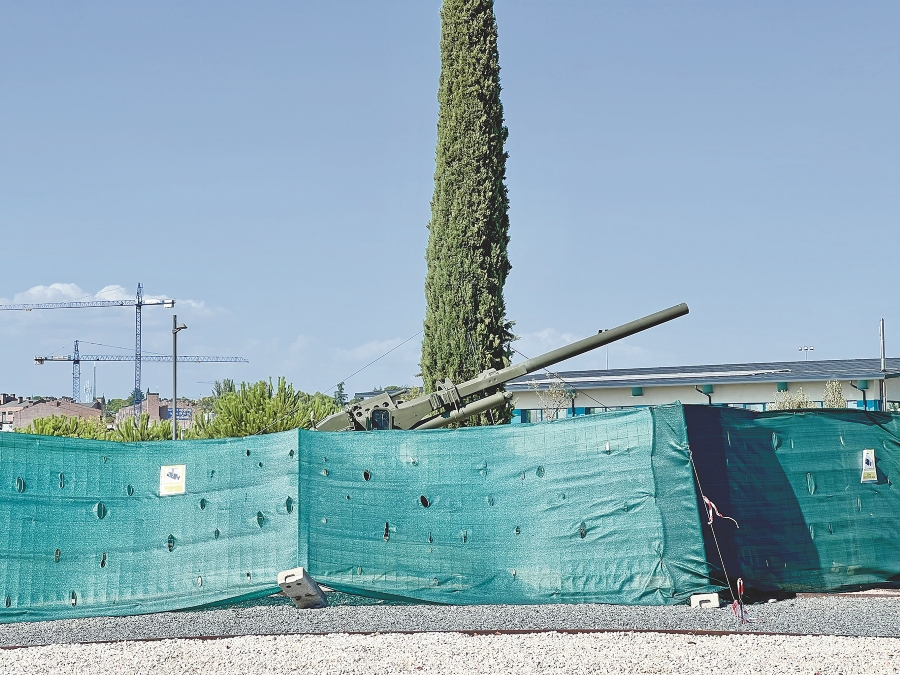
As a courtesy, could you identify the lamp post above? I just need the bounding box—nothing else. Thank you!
[172,315,187,440]
[798,346,814,361]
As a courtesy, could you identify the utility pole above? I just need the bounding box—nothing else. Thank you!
[880,318,886,412]
[172,315,187,440]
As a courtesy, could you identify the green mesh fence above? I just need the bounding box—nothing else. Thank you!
[298,404,717,605]
[685,405,900,595]
[0,430,299,623]
[0,404,716,622]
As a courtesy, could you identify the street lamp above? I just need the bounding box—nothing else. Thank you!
[798,346,814,361]
[172,315,187,440]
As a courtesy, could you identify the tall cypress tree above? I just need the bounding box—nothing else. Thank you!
[420,0,513,424]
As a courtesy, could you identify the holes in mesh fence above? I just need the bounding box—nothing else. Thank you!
[246,572,252,581]
[167,534,176,552]
[197,576,203,587]
[94,502,107,520]
[15,477,25,493]
[199,498,207,510]
[487,496,495,507]
[321,468,329,477]
[246,449,251,457]
[419,495,430,508]
[363,470,371,481]
[100,553,107,568]
[514,526,521,535]
[214,529,220,539]
[462,531,468,543]
[579,522,587,539]
[256,512,265,527]
[4,597,9,608]
[70,591,77,607]
[289,449,295,458]
[536,466,545,478]
[286,497,294,514]
[58,473,65,489]
[54,549,60,563]
[258,462,263,469]
[428,533,433,544]
[383,522,390,541]
[345,495,350,500]
[126,485,134,497]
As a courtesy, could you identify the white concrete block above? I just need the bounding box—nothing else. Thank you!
[277,567,328,609]
[690,593,721,609]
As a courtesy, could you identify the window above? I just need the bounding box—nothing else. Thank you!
[371,409,391,430]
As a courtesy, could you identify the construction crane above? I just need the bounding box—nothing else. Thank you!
[35,340,249,403]
[0,283,173,412]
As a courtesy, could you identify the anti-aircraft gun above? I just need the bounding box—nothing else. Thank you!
[315,302,689,432]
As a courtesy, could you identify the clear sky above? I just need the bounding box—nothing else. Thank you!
[1,1,898,402]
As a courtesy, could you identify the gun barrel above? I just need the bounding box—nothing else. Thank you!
[453,302,689,402]
[520,303,688,376]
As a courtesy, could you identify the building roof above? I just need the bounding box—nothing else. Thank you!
[353,387,413,400]
[507,358,900,391]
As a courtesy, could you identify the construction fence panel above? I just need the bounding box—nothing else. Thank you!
[0,430,298,623]
[298,403,718,605]
[685,405,900,595]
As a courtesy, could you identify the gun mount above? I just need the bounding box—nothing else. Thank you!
[315,302,689,432]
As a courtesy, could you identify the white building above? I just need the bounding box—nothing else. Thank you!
[508,358,900,423]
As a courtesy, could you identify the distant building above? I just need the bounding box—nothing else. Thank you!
[353,387,415,400]
[12,398,102,430]
[509,358,900,422]
[0,394,30,432]
[116,393,197,429]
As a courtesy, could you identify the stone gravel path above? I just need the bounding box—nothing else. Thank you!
[2,631,898,675]
[1,593,899,648]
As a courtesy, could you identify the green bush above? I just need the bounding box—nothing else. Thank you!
[187,378,339,438]
[20,413,172,441]
[17,378,335,441]
[115,414,173,441]
[20,415,109,439]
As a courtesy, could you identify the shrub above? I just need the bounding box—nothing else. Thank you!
[768,387,816,411]
[19,413,172,441]
[187,377,339,438]
[20,415,109,439]
[822,380,847,409]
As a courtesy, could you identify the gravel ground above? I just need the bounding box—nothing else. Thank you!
[0,593,899,647]
[2,631,898,675]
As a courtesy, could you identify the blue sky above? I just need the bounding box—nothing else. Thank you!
[2,1,898,401]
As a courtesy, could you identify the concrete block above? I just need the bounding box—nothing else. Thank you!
[277,567,328,609]
[690,593,721,609]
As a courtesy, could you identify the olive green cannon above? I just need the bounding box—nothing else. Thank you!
[314,302,689,432]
